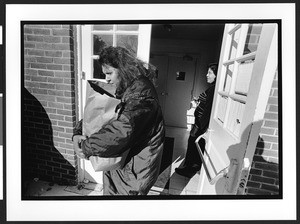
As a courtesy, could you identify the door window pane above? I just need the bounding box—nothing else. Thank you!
[243,24,263,54]
[93,59,105,79]
[223,64,234,93]
[228,27,241,60]
[116,24,139,31]
[216,95,228,124]
[116,35,138,56]
[235,60,254,96]
[93,35,113,55]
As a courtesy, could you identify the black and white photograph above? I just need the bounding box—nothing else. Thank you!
[4,2,297,222]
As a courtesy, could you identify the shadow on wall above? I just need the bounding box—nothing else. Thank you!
[214,122,279,195]
[22,88,76,197]
[245,136,279,195]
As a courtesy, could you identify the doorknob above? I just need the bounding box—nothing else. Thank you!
[161,92,168,96]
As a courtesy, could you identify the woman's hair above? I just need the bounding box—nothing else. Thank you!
[98,46,157,97]
[208,63,218,76]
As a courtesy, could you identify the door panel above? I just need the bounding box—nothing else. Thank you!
[197,23,278,195]
[164,56,196,128]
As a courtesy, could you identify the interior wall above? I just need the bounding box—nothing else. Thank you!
[150,38,221,99]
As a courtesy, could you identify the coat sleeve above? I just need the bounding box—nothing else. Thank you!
[198,86,215,131]
[80,97,157,159]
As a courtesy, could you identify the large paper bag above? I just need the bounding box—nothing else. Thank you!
[83,80,129,172]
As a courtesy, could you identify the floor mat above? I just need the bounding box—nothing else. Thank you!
[153,137,174,192]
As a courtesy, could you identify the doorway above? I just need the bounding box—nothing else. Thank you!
[150,54,197,128]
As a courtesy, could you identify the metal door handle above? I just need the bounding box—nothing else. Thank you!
[195,134,229,185]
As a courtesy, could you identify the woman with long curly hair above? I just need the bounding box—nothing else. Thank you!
[73,46,165,195]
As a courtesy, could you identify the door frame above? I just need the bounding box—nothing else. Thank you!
[75,24,152,184]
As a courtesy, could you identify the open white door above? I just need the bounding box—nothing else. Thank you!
[197,23,278,195]
[78,24,152,184]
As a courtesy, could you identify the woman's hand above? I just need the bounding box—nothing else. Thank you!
[73,135,87,159]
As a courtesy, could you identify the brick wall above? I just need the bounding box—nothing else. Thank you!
[246,70,279,195]
[23,25,77,186]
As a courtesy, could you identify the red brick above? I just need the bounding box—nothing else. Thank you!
[57,97,72,104]
[55,71,72,78]
[26,35,44,42]
[250,175,275,185]
[260,127,275,135]
[54,58,71,64]
[38,70,54,77]
[48,102,64,109]
[47,64,63,71]
[36,42,53,50]
[24,27,34,34]
[246,180,261,188]
[39,83,55,89]
[268,105,278,112]
[24,43,36,48]
[263,120,278,128]
[53,136,66,143]
[260,135,278,144]
[272,80,278,88]
[53,43,70,50]
[52,29,70,36]
[246,188,272,195]
[63,51,74,58]
[48,90,64,96]
[36,57,53,64]
[27,49,44,57]
[57,109,73,116]
[64,91,75,98]
[262,170,279,179]
[33,28,51,35]
[63,65,74,71]
[44,36,61,43]
[48,77,64,83]
[31,63,47,69]
[56,84,72,91]
[264,112,278,120]
[261,184,279,193]
[49,114,64,121]
[32,88,48,95]
[58,121,73,128]
[254,162,278,172]
[45,50,63,57]
[25,69,38,76]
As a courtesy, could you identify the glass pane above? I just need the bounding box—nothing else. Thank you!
[116,35,138,56]
[243,24,263,55]
[93,59,105,79]
[227,100,245,136]
[93,35,113,55]
[223,64,234,92]
[228,27,241,60]
[116,24,139,31]
[93,25,113,31]
[235,60,254,96]
[216,95,228,124]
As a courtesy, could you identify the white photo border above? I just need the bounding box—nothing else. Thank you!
[6,3,296,221]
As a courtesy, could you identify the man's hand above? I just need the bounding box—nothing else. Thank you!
[73,135,87,159]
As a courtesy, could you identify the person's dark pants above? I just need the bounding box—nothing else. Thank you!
[183,133,205,170]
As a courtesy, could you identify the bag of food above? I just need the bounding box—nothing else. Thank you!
[83,80,129,171]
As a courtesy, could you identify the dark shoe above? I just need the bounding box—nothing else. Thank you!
[175,166,199,178]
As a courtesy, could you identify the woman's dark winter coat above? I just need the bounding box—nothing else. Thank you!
[79,76,165,195]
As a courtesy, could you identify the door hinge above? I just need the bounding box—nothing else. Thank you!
[81,71,86,80]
